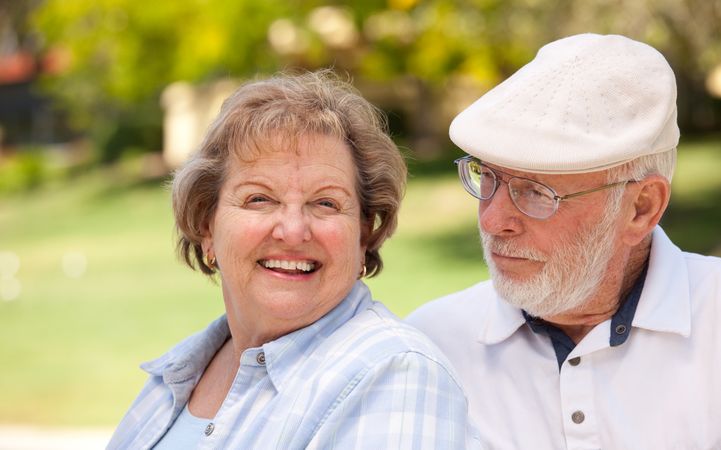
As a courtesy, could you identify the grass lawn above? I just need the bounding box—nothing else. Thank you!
[1,137,719,426]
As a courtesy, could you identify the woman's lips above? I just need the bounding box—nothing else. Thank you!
[261,259,315,271]
[258,258,321,276]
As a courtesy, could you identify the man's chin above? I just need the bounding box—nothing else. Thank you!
[492,275,546,311]
[494,278,594,319]
[490,274,569,317]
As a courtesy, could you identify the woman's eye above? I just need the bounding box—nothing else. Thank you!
[317,199,339,210]
[244,195,272,206]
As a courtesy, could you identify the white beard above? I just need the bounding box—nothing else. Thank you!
[481,210,620,318]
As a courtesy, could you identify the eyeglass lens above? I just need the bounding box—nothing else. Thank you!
[463,159,558,219]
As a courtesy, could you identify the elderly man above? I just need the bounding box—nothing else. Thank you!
[407,33,721,449]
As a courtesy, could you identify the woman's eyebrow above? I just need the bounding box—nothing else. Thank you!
[312,183,353,197]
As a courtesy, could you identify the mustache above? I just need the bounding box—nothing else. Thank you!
[481,232,548,262]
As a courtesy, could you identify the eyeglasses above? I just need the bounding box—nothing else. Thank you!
[454,155,632,219]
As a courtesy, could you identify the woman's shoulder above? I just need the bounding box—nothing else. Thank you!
[317,300,462,379]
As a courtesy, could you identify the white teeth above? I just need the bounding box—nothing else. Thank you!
[262,260,315,272]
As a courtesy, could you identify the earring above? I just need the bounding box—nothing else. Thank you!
[358,264,367,279]
[206,254,216,270]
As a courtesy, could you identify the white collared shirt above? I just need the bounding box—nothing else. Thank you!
[407,227,721,449]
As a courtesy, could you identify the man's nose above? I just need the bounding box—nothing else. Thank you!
[271,205,312,245]
[478,183,524,237]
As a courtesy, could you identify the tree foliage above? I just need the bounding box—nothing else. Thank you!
[30,0,721,160]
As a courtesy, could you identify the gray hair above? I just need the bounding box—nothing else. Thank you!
[605,147,677,213]
[608,148,677,184]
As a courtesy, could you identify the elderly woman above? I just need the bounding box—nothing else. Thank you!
[108,71,478,449]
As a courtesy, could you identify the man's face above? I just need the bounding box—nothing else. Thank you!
[478,164,623,318]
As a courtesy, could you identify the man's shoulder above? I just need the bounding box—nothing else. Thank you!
[654,227,721,283]
[681,251,721,310]
[407,280,494,319]
[405,280,495,336]
[654,227,721,298]
[682,250,721,277]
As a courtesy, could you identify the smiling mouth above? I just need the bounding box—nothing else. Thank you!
[259,259,319,274]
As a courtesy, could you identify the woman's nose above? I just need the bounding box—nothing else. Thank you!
[271,206,312,245]
[478,183,523,237]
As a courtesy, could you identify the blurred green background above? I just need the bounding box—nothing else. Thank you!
[1,0,720,428]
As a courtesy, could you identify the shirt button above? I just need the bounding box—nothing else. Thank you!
[256,351,266,365]
[615,324,628,334]
[571,411,585,424]
[204,422,215,436]
[568,357,581,366]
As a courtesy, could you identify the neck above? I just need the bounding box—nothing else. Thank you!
[221,283,288,359]
[544,235,651,343]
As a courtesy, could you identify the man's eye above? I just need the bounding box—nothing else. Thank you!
[525,188,551,200]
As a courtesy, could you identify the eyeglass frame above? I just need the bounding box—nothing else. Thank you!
[453,155,634,219]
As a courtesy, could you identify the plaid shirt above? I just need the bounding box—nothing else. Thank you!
[107,282,481,449]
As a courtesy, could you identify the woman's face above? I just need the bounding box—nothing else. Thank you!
[203,133,367,343]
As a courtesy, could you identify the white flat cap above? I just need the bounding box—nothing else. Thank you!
[450,33,679,174]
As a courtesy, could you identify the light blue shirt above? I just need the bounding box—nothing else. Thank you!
[108,281,481,449]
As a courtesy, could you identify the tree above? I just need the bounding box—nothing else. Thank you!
[30,0,721,161]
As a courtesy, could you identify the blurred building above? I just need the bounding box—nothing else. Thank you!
[0,45,73,153]
[161,79,239,168]
[160,75,485,168]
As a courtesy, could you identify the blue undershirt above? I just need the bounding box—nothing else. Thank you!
[523,263,648,370]
[153,403,208,449]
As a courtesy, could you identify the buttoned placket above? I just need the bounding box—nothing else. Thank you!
[558,323,613,450]
[196,347,271,449]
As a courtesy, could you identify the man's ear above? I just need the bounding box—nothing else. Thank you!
[621,175,670,246]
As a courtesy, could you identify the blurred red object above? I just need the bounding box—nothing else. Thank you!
[0,51,36,84]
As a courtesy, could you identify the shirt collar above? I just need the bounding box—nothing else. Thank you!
[476,226,691,345]
[522,263,647,369]
[141,280,374,394]
[262,281,373,391]
[608,262,647,346]
[140,314,230,409]
[141,315,230,380]
[476,288,526,345]
[632,226,691,337]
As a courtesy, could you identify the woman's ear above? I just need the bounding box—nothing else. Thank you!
[360,214,375,249]
[200,220,214,257]
[621,175,670,246]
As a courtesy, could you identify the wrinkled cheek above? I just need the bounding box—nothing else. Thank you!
[328,238,364,280]
[216,249,255,284]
